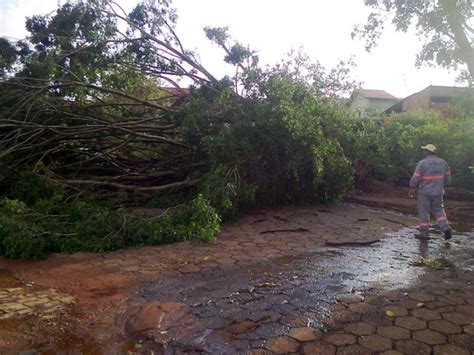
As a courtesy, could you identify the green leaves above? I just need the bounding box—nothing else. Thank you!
[338,109,474,191]
[0,175,221,259]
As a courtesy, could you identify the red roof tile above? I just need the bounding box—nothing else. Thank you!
[357,89,398,100]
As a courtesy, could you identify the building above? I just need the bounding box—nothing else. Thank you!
[350,89,399,118]
[384,85,470,118]
[161,87,191,106]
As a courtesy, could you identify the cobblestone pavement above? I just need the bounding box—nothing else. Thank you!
[0,286,74,320]
[108,228,474,354]
[0,203,472,354]
[259,268,474,355]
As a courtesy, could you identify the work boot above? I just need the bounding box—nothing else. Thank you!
[443,229,452,241]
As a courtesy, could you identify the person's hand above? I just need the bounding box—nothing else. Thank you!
[408,188,416,199]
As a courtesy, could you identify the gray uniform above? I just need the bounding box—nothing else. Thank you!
[409,154,451,236]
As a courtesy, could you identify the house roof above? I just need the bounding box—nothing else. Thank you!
[384,85,472,113]
[356,89,398,100]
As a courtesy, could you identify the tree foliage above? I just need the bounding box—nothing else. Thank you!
[0,0,362,258]
[353,0,474,85]
[0,174,220,259]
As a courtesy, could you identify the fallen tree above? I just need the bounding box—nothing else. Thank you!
[0,0,220,198]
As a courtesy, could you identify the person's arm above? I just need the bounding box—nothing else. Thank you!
[409,161,422,198]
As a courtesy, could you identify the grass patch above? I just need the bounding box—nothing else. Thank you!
[412,256,455,270]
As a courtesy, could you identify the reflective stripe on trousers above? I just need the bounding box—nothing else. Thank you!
[417,194,449,236]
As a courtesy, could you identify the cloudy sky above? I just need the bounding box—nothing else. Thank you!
[0,0,462,98]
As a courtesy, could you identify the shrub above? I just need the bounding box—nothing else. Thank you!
[0,176,221,259]
[338,110,473,191]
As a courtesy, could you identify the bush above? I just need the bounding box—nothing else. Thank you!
[337,109,474,191]
[0,176,221,259]
[0,199,45,259]
[156,194,221,243]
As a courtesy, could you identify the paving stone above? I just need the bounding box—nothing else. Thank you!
[246,350,273,355]
[428,319,462,334]
[463,324,474,335]
[264,336,300,353]
[226,321,257,335]
[323,333,356,346]
[377,325,411,340]
[330,303,347,312]
[420,274,444,283]
[437,295,466,306]
[288,327,321,342]
[179,265,201,274]
[394,298,420,310]
[358,334,392,352]
[336,294,364,304]
[361,312,394,326]
[383,305,409,317]
[447,333,474,350]
[15,309,34,315]
[395,339,432,355]
[433,344,470,355]
[413,329,447,345]
[434,306,455,314]
[22,299,49,307]
[365,294,386,306]
[342,322,376,336]
[424,301,449,309]
[408,292,436,302]
[455,304,474,317]
[60,296,75,303]
[331,309,361,323]
[301,341,336,355]
[6,288,23,293]
[348,302,376,314]
[284,315,311,327]
[381,290,405,301]
[411,308,442,320]
[335,344,367,355]
[254,322,286,339]
[0,303,28,311]
[395,316,427,330]
[441,312,472,325]
[380,351,403,355]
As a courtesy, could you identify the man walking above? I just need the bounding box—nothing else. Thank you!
[409,144,452,240]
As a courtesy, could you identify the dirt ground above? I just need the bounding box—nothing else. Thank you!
[0,188,473,354]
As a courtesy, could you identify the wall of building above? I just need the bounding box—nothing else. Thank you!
[369,98,399,112]
[401,90,430,112]
[351,94,398,118]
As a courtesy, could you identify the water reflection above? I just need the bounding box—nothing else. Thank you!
[418,239,429,258]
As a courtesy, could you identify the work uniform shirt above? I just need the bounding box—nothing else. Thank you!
[409,154,451,196]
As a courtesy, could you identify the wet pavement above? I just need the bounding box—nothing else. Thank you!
[0,202,473,354]
[105,228,474,354]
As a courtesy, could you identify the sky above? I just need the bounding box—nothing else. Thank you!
[0,0,463,98]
